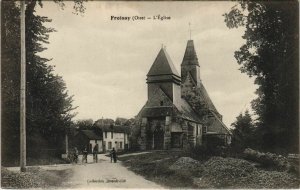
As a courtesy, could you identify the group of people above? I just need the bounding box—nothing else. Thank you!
[70,144,99,164]
[70,145,117,164]
[82,144,99,163]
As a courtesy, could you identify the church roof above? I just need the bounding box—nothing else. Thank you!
[181,40,199,66]
[175,98,202,123]
[197,82,219,115]
[139,86,202,123]
[210,112,232,135]
[147,48,180,77]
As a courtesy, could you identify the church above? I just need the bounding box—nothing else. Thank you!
[136,40,231,150]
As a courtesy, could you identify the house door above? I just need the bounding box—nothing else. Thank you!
[153,128,164,149]
[89,143,92,153]
[171,132,182,148]
[103,141,106,152]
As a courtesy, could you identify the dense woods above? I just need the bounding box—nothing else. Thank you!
[1,1,84,166]
[225,0,299,153]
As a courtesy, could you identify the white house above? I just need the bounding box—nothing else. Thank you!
[101,125,130,152]
[73,130,103,153]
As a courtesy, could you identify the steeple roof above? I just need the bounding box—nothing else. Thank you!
[147,48,180,77]
[181,40,199,66]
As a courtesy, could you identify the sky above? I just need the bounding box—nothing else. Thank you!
[36,1,257,127]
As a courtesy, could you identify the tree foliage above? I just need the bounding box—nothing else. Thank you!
[74,119,94,130]
[230,110,256,151]
[1,1,82,165]
[224,1,299,153]
[94,118,115,127]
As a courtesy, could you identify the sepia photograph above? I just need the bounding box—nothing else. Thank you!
[1,0,299,189]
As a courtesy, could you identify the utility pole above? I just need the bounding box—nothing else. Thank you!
[20,0,27,172]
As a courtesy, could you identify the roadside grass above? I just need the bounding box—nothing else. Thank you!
[1,166,73,188]
[119,151,300,189]
[3,156,69,167]
[27,156,69,166]
[119,150,198,188]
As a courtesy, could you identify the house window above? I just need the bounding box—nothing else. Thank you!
[120,142,123,149]
[111,132,114,139]
[108,142,112,149]
[196,125,198,136]
[105,132,107,138]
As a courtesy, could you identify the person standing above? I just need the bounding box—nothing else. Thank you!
[110,149,113,163]
[74,147,79,164]
[82,147,88,164]
[112,148,117,163]
[93,144,98,163]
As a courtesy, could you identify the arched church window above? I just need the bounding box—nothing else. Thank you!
[160,101,163,106]
[203,126,207,133]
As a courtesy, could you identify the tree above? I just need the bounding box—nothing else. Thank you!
[94,118,115,127]
[115,117,135,126]
[1,1,84,165]
[224,1,299,153]
[75,119,94,130]
[115,117,128,126]
[230,110,255,151]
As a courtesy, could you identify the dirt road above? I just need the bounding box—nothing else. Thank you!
[63,154,164,189]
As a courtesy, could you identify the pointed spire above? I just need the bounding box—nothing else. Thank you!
[147,47,180,77]
[189,22,192,40]
[181,40,199,66]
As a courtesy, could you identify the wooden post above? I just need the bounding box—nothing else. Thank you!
[20,0,26,172]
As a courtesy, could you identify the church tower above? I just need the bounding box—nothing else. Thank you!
[181,40,201,97]
[147,47,181,103]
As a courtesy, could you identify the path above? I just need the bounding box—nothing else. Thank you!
[118,151,151,158]
[63,154,165,189]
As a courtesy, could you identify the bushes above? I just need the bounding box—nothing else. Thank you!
[243,148,293,172]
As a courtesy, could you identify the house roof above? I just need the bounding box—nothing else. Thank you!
[147,48,180,77]
[101,125,130,134]
[80,130,102,140]
[181,40,199,66]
